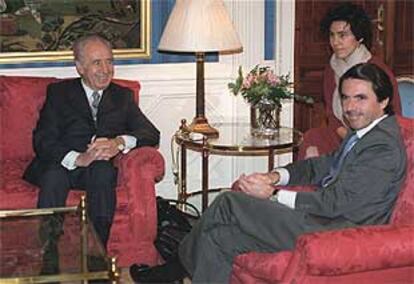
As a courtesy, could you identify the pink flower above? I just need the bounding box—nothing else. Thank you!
[228,65,309,106]
[242,74,254,89]
[266,71,279,86]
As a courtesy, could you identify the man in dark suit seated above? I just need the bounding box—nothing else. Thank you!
[130,63,407,284]
[23,34,160,248]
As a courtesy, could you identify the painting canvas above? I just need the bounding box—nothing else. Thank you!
[0,0,150,63]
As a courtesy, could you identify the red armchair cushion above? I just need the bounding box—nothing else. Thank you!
[232,251,292,283]
[0,159,38,208]
[0,76,58,160]
[390,116,414,225]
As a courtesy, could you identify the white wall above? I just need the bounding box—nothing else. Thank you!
[0,0,295,200]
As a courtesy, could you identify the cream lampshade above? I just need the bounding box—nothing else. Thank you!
[158,0,243,137]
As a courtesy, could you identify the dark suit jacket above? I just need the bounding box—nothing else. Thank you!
[24,78,160,185]
[286,116,407,226]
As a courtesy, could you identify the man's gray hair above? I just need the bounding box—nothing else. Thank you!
[73,34,112,62]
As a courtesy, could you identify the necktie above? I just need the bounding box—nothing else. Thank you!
[321,133,359,187]
[91,91,101,121]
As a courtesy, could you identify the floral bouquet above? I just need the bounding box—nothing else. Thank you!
[228,65,313,107]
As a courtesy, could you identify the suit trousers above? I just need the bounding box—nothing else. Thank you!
[178,191,329,284]
[37,160,117,247]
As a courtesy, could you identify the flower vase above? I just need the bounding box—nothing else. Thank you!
[250,98,280,137]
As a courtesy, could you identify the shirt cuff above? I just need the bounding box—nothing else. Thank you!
[61,151,80,170]
[276,190,297,209]
[120,135,137,154]
[272,167,290,185]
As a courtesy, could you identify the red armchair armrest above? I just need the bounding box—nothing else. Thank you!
[113,146,165,264]
[116,146,165,184]
[283,225,414,282]
[116,146,165,231]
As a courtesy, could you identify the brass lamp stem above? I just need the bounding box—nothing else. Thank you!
[189,52,219,137]
[196,52,205,117]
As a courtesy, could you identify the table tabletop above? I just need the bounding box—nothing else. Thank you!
[175,122,303,155]
[0,199,118,283]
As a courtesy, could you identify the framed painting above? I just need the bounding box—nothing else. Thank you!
[0,0,151,64]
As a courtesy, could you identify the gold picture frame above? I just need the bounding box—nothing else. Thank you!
[0,0,151,64]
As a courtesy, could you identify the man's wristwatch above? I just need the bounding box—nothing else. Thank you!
[269,190,279,202]
[114,137,125,151]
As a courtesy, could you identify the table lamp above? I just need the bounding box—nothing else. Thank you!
[158,0,243,137]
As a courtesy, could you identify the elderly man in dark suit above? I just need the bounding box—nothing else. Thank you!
[24,34,160,248]
[130,63,407,284]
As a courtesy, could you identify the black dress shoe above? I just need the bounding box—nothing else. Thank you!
[129,258,188,283]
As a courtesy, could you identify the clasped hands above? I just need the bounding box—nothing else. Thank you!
[76,137,122,167]
[237,171,280,199]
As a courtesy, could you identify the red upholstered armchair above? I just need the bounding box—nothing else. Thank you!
[0,75,165,267]
[231,115,414,283]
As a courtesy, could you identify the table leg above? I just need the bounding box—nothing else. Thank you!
[109,257,120,283]
[202,143,209,212]
[268,149,275,171]
[180,144,187,203]
[79,195,88,283]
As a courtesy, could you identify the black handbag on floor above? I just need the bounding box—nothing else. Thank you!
[154,197,200,261]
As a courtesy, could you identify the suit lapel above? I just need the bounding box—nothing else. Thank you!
[98,83,118,117]
[67,79,95,125]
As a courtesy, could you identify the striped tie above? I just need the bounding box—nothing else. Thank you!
[321,133,359,188]
[91,91,101,121]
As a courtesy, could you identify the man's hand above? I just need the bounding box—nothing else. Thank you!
[237,172,279,199]
[75,149,101,167]
[75,137,123,167]
[88,137,122,160]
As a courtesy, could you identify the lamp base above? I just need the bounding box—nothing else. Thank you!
[189,117,219,138]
